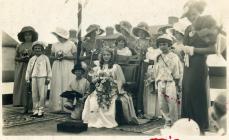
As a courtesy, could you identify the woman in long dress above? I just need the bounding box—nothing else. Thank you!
[13,26,38,113]
[49,27,77,112]
[180,1,216,133]
[82,49,138,128]
[132,22,151,117]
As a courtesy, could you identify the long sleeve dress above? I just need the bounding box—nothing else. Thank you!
[182,25,211,131]
[13,43,33,109]
[82,64,138,128]
[49,40,77,112]
[143,47,162,117]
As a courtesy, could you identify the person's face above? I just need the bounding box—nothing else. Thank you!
[158,42,170,54]
[33,45,43,56]
[24,32,33,42]
[138,30,147,39]
[117,40,125,49]
[89,31,97,38]
[174,31,184,42]
[74,70,83,79]
[102,51,112,62]
[186,8,201,23]
[149,37,157,49]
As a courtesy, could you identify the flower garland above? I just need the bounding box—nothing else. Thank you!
[94,72,115,110]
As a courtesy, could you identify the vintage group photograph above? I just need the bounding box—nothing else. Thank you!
[0,0,228,138]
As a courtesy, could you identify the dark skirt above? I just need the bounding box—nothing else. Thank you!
[13,62,32,109]
[181,55,209,130]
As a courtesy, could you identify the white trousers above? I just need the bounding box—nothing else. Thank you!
[32,77,47,112]
[158,81,178,124]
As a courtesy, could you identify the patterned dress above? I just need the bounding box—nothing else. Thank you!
[13,43,33,109]
[49,40,77,112]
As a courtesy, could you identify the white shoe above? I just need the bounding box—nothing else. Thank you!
[31,110,39,117]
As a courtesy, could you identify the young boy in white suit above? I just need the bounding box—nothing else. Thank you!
[26,41,52,117]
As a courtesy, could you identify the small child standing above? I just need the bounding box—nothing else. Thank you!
[61,62,90,119]
[26,41,52,117]
[153,34,182,128]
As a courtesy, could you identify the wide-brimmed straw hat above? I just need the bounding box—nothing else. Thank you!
[85,24,104,37]
[132,22,151,38]
[52,27,69,39]
[17,26,38,42]
[165,21,189,37]
[181,0,207,18]
[115,21,132,35]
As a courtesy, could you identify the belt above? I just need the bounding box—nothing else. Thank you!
[157,80,173,84]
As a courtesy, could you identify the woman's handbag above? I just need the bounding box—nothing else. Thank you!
[27,58,37,94]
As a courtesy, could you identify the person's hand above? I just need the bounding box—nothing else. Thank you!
[182,46,194,56]
[177,85,182,93]
[45,79,50,85]
[92,77,100,83]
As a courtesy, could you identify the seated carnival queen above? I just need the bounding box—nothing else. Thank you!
[82,48,139,128]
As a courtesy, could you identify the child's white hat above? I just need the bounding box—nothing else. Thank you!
[32,41,46,50]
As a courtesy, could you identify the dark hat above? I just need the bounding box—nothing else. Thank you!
[60,91,83,99]
[85,24,104,37]
[132,22,151,38]
[17,26,38,42]
[115,21,132,35]
[71,62,87,74]
[181,0,207,18]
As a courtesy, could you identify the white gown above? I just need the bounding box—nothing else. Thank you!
[82,64,124,128]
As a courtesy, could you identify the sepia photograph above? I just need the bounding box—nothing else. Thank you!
[0,0,228,139]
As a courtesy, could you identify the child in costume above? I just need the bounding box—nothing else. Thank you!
[153,34,182,128]
[61,62,90,119]
[25,41,52,117]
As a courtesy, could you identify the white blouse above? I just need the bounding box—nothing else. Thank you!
[25,54,52,81]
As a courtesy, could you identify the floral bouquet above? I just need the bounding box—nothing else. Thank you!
[22,48,30,58]
[94,72,115,110]
[56,50,64,60]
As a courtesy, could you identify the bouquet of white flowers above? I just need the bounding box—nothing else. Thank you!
[94,72,115,109]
